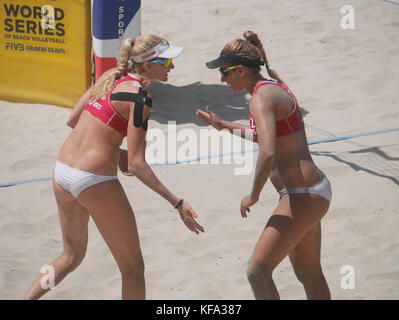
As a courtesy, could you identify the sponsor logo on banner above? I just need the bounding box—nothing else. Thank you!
[1,1,67,55]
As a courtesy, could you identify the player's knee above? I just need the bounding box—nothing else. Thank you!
[293,266,323,285]
[119,252,145,278]
[62,248,86,273]
[247,258,272,284]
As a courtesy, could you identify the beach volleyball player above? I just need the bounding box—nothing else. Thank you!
[25,34,204,300]
[197,31,331,299]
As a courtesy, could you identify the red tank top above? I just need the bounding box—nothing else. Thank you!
[249,80,304,138]
[84,74,142,137]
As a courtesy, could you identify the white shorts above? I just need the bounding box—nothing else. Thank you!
[278,175,332,202]
[54,161,118,198]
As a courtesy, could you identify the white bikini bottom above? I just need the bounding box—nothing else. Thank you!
[278,175,332,202]
[54,161,117,198]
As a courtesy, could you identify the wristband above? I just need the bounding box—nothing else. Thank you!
[174,199,183,209]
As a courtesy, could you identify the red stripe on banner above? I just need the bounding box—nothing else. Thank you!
[94,52,118,81]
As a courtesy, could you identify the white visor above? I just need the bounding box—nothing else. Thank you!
[132,39,183,63]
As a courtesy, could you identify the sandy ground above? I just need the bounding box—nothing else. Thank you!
[1,0,398,299]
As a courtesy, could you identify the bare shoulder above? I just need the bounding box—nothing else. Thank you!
[254,83,282,100]
[250,84,280,111]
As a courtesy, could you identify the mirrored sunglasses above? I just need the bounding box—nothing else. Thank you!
[219,65,238,78]
[150,58,173,68]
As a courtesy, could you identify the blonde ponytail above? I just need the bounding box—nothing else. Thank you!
[90,34,165,101]
[91,38,133,101]
[243,31,285,84]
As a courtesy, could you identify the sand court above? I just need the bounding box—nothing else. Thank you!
[1,0,398,299]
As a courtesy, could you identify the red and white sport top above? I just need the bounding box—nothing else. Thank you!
[249,79,304,138]
[84,74,142,137]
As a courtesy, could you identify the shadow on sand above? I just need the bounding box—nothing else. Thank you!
[313,145,399,186]
[147,81,309,126]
